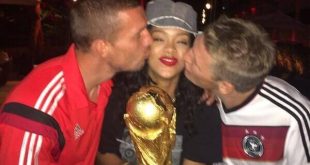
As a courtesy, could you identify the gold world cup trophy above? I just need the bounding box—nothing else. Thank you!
[124,86,176,165]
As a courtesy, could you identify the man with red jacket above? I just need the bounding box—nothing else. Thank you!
[0,0,152,164]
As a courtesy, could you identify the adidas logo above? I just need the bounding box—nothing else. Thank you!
[74,124,85,140]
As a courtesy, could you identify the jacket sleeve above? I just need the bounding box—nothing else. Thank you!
[0,102,65,164]
[0,125,59,164]
[285,118,310,164]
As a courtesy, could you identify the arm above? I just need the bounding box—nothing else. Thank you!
[97,85,130,165]
[182,104,222,164]
[0,125,57,164]
[95,153,126,165]
[199,89,216,106]
[183,159,207,165]
[286,119,310,164]
[0,102,64,164]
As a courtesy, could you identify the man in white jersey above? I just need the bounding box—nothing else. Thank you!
[184,16,310,165]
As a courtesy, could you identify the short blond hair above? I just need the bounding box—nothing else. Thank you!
[203,16,275,92]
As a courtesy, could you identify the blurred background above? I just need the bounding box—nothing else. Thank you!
[0,0,309,99]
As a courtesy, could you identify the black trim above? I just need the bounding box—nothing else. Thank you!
[223,83,262,113]
[2,102,65,151]
[260,83,310,162]
[264,82,310,120]
[263,82,310,139]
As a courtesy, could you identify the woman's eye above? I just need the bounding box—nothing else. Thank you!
[153,37,164,42]
[177,40,189,45]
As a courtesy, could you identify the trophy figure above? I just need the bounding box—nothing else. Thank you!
[124,86,176,165]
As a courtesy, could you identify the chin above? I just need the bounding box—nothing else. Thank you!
[163,74,179,80]
[129,63,145,72]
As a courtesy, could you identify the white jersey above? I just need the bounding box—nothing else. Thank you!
[217,76,310,165]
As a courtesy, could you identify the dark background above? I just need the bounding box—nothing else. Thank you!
[1,0,309,48]
[0,0,309,98]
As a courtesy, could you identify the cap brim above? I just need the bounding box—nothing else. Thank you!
[148,18,197,35]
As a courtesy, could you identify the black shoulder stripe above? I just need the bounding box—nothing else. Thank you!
[2,102,65,151]
[263,82,310,134]
[264,82,310,119]
[260,84,310,162]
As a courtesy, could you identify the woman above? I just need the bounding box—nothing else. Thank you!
[96,0,222,164]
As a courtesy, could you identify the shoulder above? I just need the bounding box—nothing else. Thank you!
[263,76,307,99]
[4,58,64,105]
[260,76,309,109]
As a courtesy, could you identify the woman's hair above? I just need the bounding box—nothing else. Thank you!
[113,66,203,136]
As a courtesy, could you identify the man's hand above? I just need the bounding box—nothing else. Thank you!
[199,89,216,106]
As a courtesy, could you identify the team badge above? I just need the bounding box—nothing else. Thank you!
[242,135,264,158]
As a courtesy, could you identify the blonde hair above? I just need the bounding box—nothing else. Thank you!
[203,16,275,92]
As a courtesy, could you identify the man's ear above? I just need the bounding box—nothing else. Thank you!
[91,39,109,58]
[218,80,234,95]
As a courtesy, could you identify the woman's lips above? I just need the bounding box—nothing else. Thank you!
[159,57,178,66]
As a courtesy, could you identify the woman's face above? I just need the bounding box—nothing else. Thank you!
[147,26,192,82]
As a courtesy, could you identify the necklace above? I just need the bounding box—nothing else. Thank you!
[172,97,176,103]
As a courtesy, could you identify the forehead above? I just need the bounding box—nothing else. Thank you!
[118,6,146,20]
[117,7,147,33]
[150,26,190,36]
